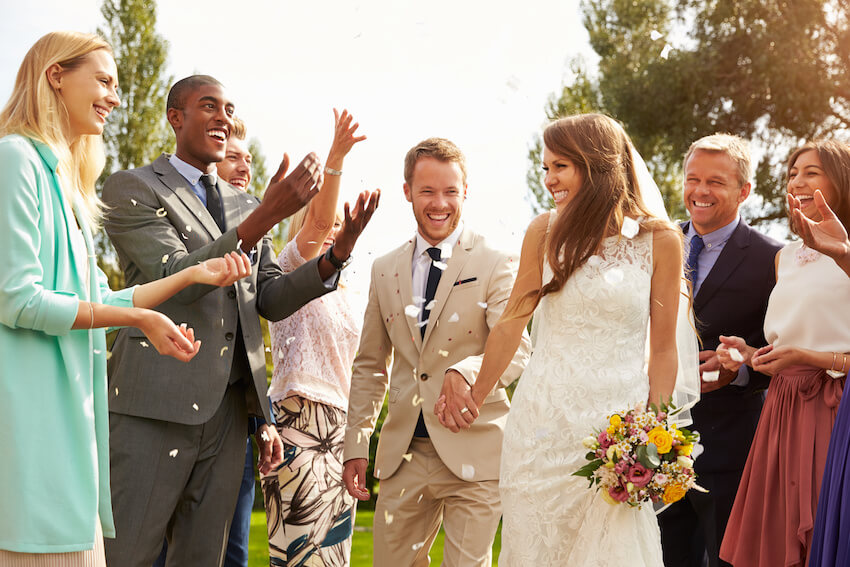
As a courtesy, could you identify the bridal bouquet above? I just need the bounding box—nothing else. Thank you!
[572,401,701,507]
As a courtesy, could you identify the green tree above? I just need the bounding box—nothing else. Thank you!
[245,138,288,253]
[97,0,173,287]
[528,0,849,226]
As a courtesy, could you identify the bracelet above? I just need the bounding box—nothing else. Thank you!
[832,352,838,371]
[324,166,342,176]
[88,303,94,329]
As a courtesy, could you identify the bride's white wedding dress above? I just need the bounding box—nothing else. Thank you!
[499,228,664,566]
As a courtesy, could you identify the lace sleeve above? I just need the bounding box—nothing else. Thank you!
[277,238,308,274]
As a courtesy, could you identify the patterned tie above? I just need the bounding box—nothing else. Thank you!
[200,173,225,232]
[421,247,442,339]
[686,234,705,288]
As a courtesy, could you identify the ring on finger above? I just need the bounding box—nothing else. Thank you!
[460,407,469,415]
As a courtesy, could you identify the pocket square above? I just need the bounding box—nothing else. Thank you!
[453,277,477,286]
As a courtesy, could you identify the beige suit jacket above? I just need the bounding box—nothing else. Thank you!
[344,227,530,482]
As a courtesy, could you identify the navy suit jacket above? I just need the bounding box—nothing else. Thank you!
[683,218,782,475]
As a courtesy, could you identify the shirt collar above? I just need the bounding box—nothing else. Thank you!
[169,154,216,187]
[28,138,59,172]
[687,216,739,249]
[413,222,464,259]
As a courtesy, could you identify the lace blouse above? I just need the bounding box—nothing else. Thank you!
[268,239,361,410]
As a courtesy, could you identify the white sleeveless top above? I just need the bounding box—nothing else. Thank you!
[763,240,850,352]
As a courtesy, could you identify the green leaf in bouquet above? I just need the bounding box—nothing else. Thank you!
[636,443,661,469]
[586,451,597,461]
[572,458,603,478]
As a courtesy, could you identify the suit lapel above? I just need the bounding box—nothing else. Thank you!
[220,181,253,231]
[694,219,750,314]
[394,240,421,349]
[152,155,222,238]
[422,229,474,345]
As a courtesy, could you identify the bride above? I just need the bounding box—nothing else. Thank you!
[436,113,698,565]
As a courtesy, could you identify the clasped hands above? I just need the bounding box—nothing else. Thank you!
[433,370,481,433]
[716,335,805,377]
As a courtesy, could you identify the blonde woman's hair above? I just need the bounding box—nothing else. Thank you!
[0,31,113,228]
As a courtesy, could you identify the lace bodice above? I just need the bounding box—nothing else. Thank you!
[268,240,360,410]
[499,229,664,566]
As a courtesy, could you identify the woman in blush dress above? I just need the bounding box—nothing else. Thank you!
[717,140,850,567]
[261,110,378,566]
[0,31,250,567]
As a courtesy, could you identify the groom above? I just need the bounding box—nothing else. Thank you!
[342,137,530,566]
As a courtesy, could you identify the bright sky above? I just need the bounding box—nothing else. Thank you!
[1,0,594,307]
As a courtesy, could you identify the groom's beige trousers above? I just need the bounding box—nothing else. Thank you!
[373,438,502,567]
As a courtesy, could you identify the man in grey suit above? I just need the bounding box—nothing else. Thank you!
[102,75,378,567]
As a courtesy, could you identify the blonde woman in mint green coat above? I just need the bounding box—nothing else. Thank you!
[0,32,251,566]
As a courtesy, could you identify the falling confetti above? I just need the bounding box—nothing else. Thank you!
[448,312,459,323]
[278,348,284,360]
[192,403,199,411]
[114,387,119,396]
[286,337,296,345]
[161,254,169,264]
[105,350,112,360]
[261,430,270,442]
[130,198,137,206]
[373,372,386,377]
[702,370,720,382]
[169,449,179,458]
[587,255,602,267]
[265,346,271,352]
[140,341,149,348]
[461,464,475,480]
[93,349,102,354]
[416,319,429,328]
[439,243,453,259]
[660,44,672,59]
[417,494,423,503]
[412,394,423,406]
[621,217,640,239]
[384,511,393,525]
[404,305,421,318]
[477,302,488,309]
[412,295,425,305]
[402,453,413,462]
[186,225,193,233]
[438,350,449,357]
[236,239,243,251]
[603,268,624,285]
[650,29,663,40]
[412,542,425,551]
[181,233,188,240]
[729,348,744,363]
[220,346,228,357]
[357,432,362,443]
[155,208,167,217]
[424,300,436,311]
[433,261,448,271]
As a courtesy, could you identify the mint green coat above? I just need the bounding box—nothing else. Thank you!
[0,135,135,553]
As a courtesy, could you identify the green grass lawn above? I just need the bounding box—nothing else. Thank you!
[248,509,501,566]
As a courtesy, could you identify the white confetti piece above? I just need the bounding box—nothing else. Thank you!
[186,225,192,233]
[433,260,448,271]
[221,318,224,327]
[169,449,179,458]
[105,350,112,360]
[220,346,228,357]
[412,394,423,406]
[192,403,199,411]
[448,312,459,323]
[702,370,720,382]
[278,348,284,360]
[265,346,271,352]
[660,44,672,59]
[439,243,453,259]
[373,372,385,377]
[236,239,243,251]
[412,295,425,305]
[587,255,602,267]
[384,510,393,525]
[729,347,744,362]
[130,198,137,206]
[650,29,663,40]
[438,350,449,357]
[181,233,188,240]
[412,541,425,551]
[161,254,169,264]
[357,431,362,443]
[417,494,423,503]
[424,300,436,311]
[114,387,119,396]
[399,488,406,497]
[402,453,413,462]
[155,208,167,217]
[621,217,640,239]
[416,319,429,328]
[461,464,475,480]
[286,337,296,345]
[477,302,488,309]
[140,341,149,348]
[261,430,270,442]
[404,304,421,318]
[603,268,624,285]
[93,349,102,354]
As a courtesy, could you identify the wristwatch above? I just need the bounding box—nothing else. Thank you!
[324,244,352,270]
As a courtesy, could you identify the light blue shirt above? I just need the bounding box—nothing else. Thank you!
[168,154,216,206]
[686,216,749,386]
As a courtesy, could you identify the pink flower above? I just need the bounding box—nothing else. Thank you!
[614,460,629,475]
[598,431,612,449]
[627,462,652,488]
[608,482,630,503]
[654,473,668,485]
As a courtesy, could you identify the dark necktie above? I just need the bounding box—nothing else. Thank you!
[421,247,442,339]
[686,234,705,288]
[200,173,225,232]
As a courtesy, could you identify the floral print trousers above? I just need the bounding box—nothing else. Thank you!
[261,396,355,566]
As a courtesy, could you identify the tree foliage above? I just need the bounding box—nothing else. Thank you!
[96,0,173,287]
[528,0,849,226]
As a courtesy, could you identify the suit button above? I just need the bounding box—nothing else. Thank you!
[225,332,234,341]
[420,373,429,381]
[227,290,236,299]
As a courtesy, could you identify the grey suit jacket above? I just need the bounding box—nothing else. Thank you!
[102,154,335,425]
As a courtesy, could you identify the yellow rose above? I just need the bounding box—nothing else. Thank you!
[677,443,693,456]
[609,414,622,427]
[648,426,673,454]
[662,483,688,504]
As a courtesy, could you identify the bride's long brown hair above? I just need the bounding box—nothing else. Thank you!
[518,114,677,315]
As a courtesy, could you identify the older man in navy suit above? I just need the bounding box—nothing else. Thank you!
[658,134,782,567]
